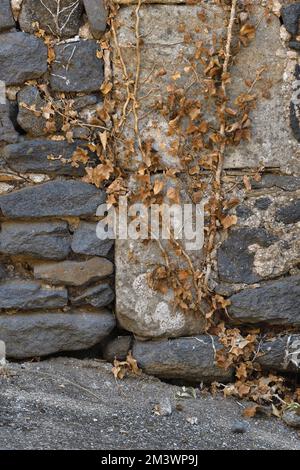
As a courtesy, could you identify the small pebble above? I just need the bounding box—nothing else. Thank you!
[231,420,248,434]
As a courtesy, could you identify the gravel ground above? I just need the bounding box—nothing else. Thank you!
[0,357,299,450]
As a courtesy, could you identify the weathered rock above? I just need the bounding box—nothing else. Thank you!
[0,281,67,311]
[0,32,47,85]
[114,4,225,170]
[0,103,18,144]
[225,5,299,173]
[251,175,300,191]
[0,221,71,260]
[0,310,115,358]
[17,86,54,136]
[102,335,132,363]
[71,221,114,256]
[3,139,90,176]
[0,0,15,32]
[34,257,114,286]
[228,275,300,325]
[257,335,300,373]
[116,176,205,339]
[0,340,5,366]
[0,180,106,218]
[218,228,277,284]
[133,336,233,383]
[281,3,300,35]
[275,200,300,224]
[50,40,104,93]
[83,0,107,39]
[235,205,253,220]
[70,283,114,308]
[0,264,6,280]
[283,409,300,429]
[19,0,84,38]
[254,197,272,211]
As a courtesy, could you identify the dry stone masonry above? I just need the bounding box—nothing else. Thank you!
[0,0,115,358]
[0,0,299,387]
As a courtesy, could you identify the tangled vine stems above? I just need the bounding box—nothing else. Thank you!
[204,0,238,288]
[109,0,242,324]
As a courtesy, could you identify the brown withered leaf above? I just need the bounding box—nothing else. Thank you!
[221,214,237,229]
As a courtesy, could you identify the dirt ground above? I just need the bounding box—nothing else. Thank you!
[0,357,299,450]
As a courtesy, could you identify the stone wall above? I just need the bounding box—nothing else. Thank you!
[0,0,116,358]
[0,1,300,386]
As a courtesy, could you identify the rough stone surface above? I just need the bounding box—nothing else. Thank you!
[217,228,277,284]
[228,275,300,325]
[0,32,47,85]
[19,0,84,38]
[0,0,15,32]
[0,221,71,260]
[225,5,299,173]
[17,86,55,136]
[3,139,89,176]
[34,257,114,286]
[258,335,300,373]
[251,175,300,191]
[0,310,115,358]
[0,180,106,218]
[0,340,5,365]
[281,3,300,35]
[114,4,225,170]
[275,200,300,224]
[102,335,132,363]
[0,103,19,144]
[50,40,104,93]
[70,283,114,308]
[133,336,233,383]
[0,281,67,311]
[71,221,114,256]
[283,409,300,429]
[83,0,107,39]
[116,177,205,339]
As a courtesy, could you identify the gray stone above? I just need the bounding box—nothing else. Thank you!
[235,205,253,220]
[0,180,106,218]
[116,176,206,340]
[251,175,300,192]
[0,0,15,32]
[257,335,300,373]
[275,200,300,224]
[0,264,6,280]
[83,0,107,39]
[70,283,114,308]
[17,86,53,136]
[254,197,272,211]
[0,309,115,358]
[0,103,19,144]
[34,257,114,286]
[102,335,132,363]
[281,3,300,35]
[71,221,114,256]
[50,40,104,93]
[218,228,277,284]
[3,139,90,176]
[0,221,71,260]
[0,340,5,366]
[133,336,233,383]
[72,94,99,110]
[283,409,300,429]
[0,280,67,311]
[228,275,300,325]
[231,421,248,434]
[0,32,47,85]
[19,0,84,38]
